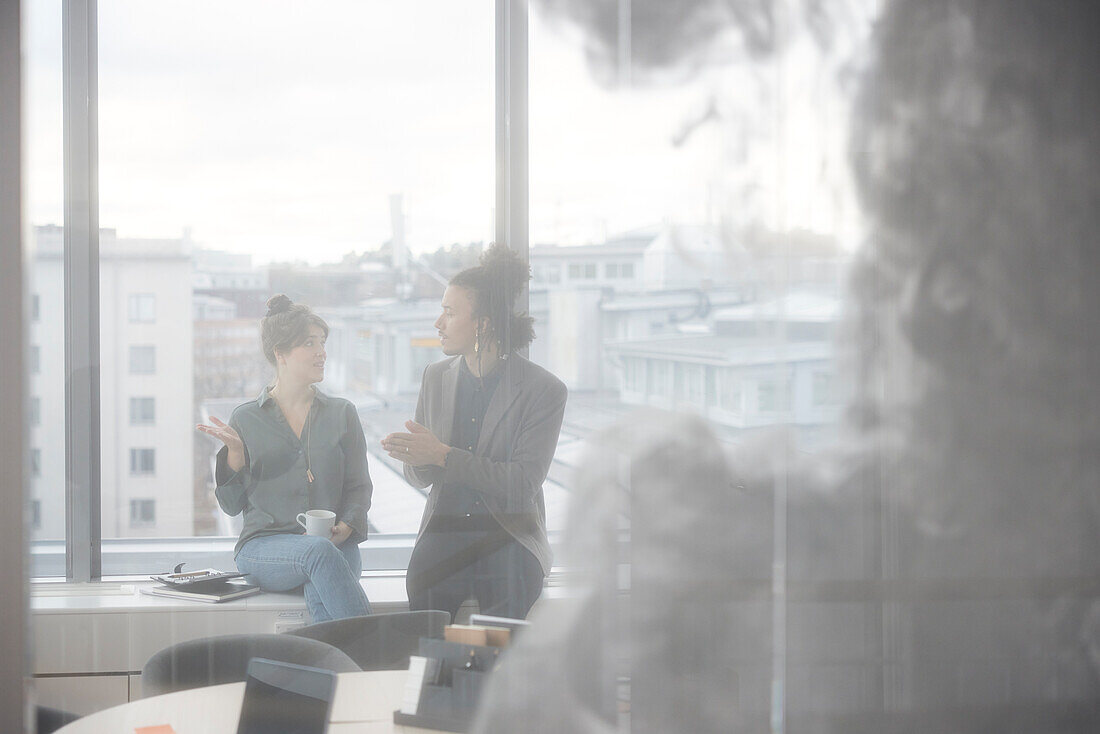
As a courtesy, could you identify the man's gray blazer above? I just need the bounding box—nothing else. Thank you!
[404,354,567,575]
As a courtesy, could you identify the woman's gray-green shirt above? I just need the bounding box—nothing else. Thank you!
[215,387,373,556]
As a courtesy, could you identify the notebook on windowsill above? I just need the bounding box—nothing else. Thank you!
[141,580,261,604]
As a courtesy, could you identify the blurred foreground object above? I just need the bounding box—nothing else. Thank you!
[475,1,1100,731]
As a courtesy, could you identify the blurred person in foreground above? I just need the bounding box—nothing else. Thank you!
[473,1,1100,732]
[382,243,567,620]
[199,294,373,622]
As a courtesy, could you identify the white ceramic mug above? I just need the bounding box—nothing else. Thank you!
[296,509,336,537]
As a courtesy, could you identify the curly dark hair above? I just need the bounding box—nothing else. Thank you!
[449,243,536,355]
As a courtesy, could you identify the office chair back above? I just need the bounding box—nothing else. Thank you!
[36,705,80,734]
[140,632,360,698]
[288,610,450,670]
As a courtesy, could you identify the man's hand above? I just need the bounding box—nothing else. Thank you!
[330,521,353,546]
[381,420,451,467]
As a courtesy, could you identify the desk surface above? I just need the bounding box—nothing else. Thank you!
[54,670,436,734]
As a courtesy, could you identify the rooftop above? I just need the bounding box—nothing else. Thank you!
[714,291,842,323]
[605,334,833,365]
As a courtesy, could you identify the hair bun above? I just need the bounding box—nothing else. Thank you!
[265,294,293,317]
[479,242,530,297]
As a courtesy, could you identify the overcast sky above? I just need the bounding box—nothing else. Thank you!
[26,1,867,264]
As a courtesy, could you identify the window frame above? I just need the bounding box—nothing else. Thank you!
[128,498,156,527]
[812,370,834,407]
[128,396,155,426]
[127,293,156,323]
[127,344,156,375]
[49,0,530,581]
[128,447,156,476]
[719,367,743,414]
[757,375,793,414]
[648,359,670,398]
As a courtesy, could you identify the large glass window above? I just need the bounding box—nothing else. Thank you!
[26,0,864,579]
[527,0,859,477]
[25,0,65,547]
[87,0,493,573]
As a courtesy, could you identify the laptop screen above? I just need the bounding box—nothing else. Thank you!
[236,658,335,734]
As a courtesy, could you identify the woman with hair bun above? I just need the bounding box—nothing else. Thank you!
[197,294,373,622]
[382,243,567,619]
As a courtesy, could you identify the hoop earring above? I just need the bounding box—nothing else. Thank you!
[474,330,480,353]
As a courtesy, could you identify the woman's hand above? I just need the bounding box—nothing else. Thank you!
[330,521,353,546]
[196,416,245,472]
[380,420,451,467]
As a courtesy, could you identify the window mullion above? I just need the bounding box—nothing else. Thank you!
[63,0,101,582]
[0,0,28,728]
[495,0,529,338]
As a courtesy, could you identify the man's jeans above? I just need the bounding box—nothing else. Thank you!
[236,533,372,623]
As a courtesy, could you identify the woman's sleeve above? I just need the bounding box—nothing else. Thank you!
[441,377,567,516]
[338,402,373,544]
[404,365,442,489]
[214,414,251,517]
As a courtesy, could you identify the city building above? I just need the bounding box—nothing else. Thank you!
[530,229,650,290]
[192,248,270,318]
[531,224,757,292]
[192,296,269,407]
[29,225,194,540]
[320,299,443,400]
[605,291,843,430]
[192,295,272,536]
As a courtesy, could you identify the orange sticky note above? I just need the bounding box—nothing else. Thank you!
[134,725,176,734]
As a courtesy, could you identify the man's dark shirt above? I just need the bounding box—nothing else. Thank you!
[429,358,503,528]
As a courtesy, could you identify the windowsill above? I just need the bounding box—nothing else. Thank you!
[27,534,425,577]
[30,568,574,613]
[31,573,413,614]
[28,532,564,578]
[31,582,136,596]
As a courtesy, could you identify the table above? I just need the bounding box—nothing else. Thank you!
[54,670,436,733]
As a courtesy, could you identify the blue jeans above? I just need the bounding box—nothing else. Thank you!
[236,533,372,623]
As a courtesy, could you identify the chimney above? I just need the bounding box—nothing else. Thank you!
[390,193,407,273]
